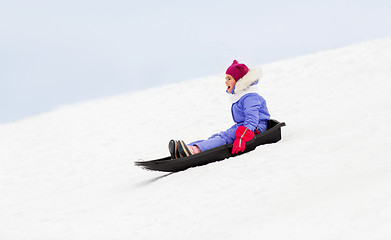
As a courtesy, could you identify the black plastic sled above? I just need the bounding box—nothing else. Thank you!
[135,119,286,172]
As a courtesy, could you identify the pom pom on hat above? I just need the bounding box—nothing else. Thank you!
[225,60,249,81]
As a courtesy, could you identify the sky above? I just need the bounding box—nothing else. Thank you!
[1,0,391,123]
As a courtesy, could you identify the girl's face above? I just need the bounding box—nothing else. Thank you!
[225,74,236,93]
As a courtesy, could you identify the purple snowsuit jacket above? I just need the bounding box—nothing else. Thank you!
[190,68,270,152]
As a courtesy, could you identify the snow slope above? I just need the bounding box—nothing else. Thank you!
[1,38,391,240]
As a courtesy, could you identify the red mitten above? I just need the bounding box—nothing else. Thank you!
[232,126,255,154]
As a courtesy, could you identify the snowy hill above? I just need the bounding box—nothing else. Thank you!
[1,38,391,240]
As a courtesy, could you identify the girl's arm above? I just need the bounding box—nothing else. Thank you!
[242,94,262,131]
[232,94,262,154]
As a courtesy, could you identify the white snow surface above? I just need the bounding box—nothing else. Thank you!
[1,38,391,239]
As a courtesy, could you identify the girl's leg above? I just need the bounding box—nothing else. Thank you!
[189,126,237,152]
[190,145,201,154]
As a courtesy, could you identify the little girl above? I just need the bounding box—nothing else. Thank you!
[169,60,270,159]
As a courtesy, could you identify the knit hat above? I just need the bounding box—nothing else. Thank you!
[225,60,249,81]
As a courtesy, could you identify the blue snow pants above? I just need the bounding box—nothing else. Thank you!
[189,122,267,152]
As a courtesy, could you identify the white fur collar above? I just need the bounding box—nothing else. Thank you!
[234,67,262,94]
[227,67,262,103]
[228,82,261,103]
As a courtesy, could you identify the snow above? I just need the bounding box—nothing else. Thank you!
[1,38,391,239]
